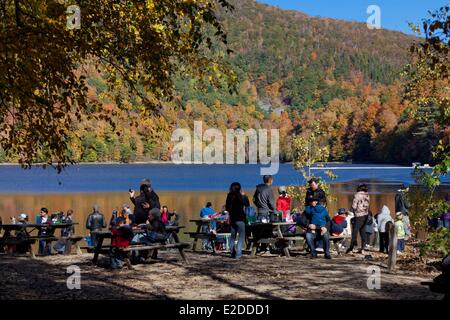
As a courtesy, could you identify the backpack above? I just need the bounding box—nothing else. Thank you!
[245,206,257,224]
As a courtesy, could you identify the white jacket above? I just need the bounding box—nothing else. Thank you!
[377,205,393,233]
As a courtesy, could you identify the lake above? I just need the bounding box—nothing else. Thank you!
[0,163,448,239]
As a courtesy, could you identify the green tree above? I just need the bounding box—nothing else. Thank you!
[404,5,450,175]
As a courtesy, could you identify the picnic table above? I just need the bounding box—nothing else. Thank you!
[91,225,189,269]
[247,222,302,258]
[0,223,81,258]
[184,219,229,253]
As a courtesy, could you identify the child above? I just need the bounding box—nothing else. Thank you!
[200,202,216,250]
[395,212,406,254]
[161,206,170,225]
[168,210,179,226]
[331,208,348,236]
[110,217,133,269]
[276,186,292,222]
[377,205,392,253]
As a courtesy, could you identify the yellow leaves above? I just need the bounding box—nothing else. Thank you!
[153,23,165,33]
[146,0,155,12]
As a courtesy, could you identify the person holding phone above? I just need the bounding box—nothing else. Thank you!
[129,178,161,225]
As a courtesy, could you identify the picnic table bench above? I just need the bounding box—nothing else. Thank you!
[91,225,189,269]
[247,222,299,257]
[0,223,81,258]
[185,219,228,253]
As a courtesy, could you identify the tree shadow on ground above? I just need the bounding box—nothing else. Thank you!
[0,255,169,300]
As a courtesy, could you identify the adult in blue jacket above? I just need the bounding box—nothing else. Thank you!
[303,198,332,259]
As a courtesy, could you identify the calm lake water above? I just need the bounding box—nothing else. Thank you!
[0,163,448,240]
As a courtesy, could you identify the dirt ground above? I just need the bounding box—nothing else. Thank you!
[0,247,443,300]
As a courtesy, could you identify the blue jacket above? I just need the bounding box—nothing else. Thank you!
[200,207,215,218]
[304,205,328,227]
[331,216,348,235]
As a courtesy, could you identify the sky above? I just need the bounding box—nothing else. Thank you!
[257,0,449,35]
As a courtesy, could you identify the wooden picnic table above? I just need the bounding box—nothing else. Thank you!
[0,223,81,258]
[247,222,301,258]
[185,219,228,253]
[91,225,189,268]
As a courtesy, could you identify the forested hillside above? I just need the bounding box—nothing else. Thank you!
[0,0,439,165]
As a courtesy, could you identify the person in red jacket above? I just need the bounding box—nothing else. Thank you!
[110,217,133,268]
[276,186,292,222]
[331,208,348,236]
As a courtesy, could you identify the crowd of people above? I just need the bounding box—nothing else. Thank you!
[196,177,431,260]
[3,176,449,265]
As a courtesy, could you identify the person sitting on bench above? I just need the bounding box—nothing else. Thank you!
[143,211,168,244]
[13,213,31,254]
[110,217,134,269]
[331,208,348,236]
[303,197,332,259]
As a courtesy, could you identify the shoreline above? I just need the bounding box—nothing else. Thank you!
[0,161,423,167]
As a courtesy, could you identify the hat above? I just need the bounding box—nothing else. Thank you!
[396,212,403,217]
[141,178,151,186]
[18,213,28,221]
[338,208,346,214]
[278,186,287,193]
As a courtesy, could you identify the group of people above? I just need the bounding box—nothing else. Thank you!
[4,208,75,255]
[5,176,445,265]
[197,176,418,260]
[83,179,181,268]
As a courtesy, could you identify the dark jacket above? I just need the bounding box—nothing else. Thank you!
[253,184,275,215]
[226,193,250,223]
[149,217,166,234]
[86,211,106,231]
[130,190,160,224]
[395,191,411,215]
[305,187,327,206]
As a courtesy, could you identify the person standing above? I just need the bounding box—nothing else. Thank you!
[36,208,51,256]
[377,205,393,253]
[86,205,106,247]
[276,186,292,221]
[395,212,407,254]
[129,179,161,225]
[305,177,327,207]
[226,182,250,259]
[346,184,370,254]
[395,183,412,239]
[199,202,216,251]
[253,175,276,222]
